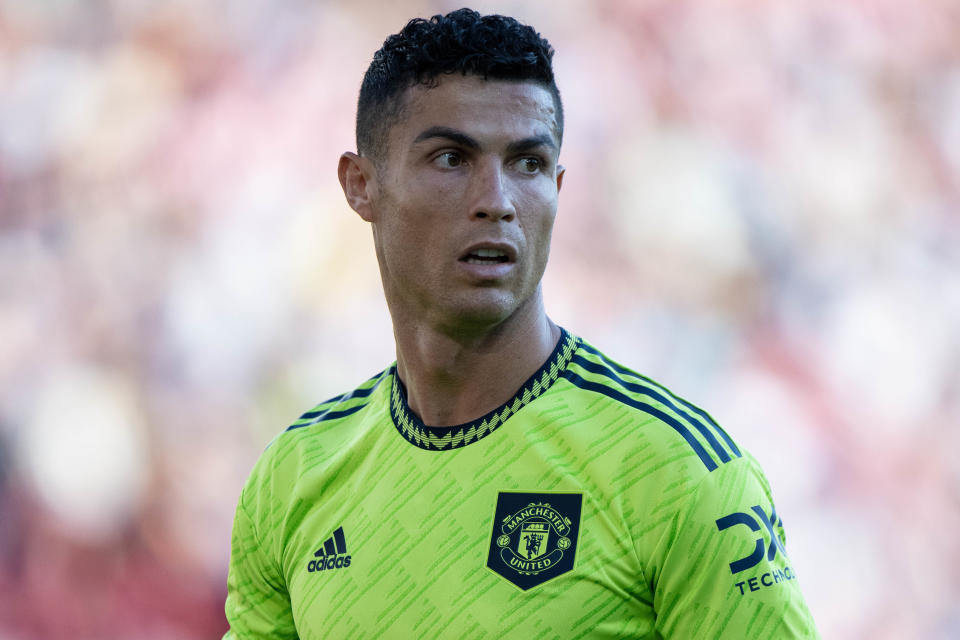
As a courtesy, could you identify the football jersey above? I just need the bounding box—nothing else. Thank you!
[223,329,819,639]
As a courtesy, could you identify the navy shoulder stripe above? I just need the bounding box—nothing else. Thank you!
[286,368,389,432]
[299,382,381,420]
[577,343,741,458]
[570,352,740,469]
[561,370,720,472]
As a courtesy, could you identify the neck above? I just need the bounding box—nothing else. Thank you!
[392,296,560,427]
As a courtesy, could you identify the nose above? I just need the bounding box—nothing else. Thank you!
[469,159,516,222]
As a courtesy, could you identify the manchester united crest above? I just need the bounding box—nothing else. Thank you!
[486,492,582,590]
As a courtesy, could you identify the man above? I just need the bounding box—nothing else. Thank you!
[224,9,819,639]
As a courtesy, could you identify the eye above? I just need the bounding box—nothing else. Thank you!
[516,157,542,174]
[433,151,463,168]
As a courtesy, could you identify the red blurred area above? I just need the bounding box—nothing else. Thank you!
[1,1,958,638]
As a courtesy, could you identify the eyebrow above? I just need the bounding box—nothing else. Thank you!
[506,134,557,154]
[413,126,480,149]
[412,126,557,154]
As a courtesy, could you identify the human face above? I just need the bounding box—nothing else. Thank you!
[361,74,564,335]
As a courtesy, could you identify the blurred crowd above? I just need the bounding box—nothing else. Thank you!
[1,0,958,638]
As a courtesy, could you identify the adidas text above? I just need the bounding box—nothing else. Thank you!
[307,555,351,572]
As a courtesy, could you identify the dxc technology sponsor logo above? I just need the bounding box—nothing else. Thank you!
[715,504,797,596]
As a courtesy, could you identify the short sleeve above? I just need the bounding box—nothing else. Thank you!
[650,454,820,639]
[223,489,298,639]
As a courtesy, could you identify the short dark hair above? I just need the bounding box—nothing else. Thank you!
[356,8,563,160]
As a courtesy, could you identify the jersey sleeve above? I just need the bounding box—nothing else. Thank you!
[223,487,298,640]
[650,453,820,639]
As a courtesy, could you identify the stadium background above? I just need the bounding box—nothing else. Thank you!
[1,0,958,637]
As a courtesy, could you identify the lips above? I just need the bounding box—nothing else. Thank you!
[459,242,517,265]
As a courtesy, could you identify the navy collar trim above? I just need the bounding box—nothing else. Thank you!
[389,328,580,451]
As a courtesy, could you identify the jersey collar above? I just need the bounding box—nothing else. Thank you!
[389,328,580,451]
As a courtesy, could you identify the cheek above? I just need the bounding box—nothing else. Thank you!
[526,203,557,271]
[521,191,558,243]
[376,198,447,276]
[382,218,424,271]
[535,218,556,263]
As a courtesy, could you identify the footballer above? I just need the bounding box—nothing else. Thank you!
[223,9,820,639]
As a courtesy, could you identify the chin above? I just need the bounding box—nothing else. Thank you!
[435,294,516,332]
[453,306,516,333]
[441,286,542,335]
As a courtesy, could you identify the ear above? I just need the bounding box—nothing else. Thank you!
[338,152,378,222]
[556,164,565,193]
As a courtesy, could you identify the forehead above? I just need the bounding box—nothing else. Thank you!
[392,75,560,149]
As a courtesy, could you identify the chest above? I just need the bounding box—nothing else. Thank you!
[280,436,655,639]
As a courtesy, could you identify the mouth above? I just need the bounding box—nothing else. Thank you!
[459,243,517,265]
[461,248,510,265]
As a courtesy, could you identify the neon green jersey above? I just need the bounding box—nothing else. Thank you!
[224,330,819,639]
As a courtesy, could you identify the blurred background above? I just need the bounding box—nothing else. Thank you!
[1,0,958,637]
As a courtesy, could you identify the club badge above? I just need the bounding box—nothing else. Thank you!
[486,491,582,590]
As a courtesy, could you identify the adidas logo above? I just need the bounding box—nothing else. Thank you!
[307,526,352,572]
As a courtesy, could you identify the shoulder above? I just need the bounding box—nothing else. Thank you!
[283,366,393,436]
[240,366,394,504]
[557,336,744,477]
